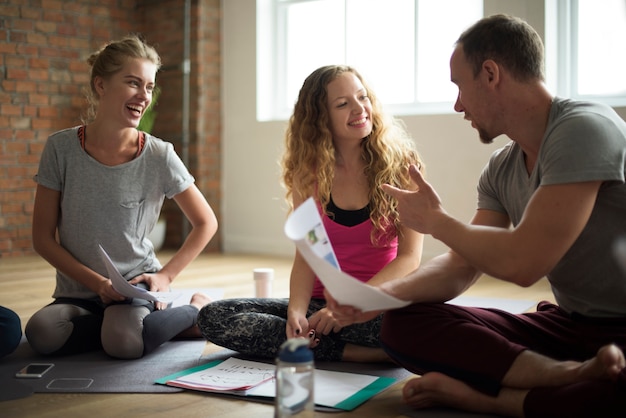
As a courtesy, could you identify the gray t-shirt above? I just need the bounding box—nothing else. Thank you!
[477,97,626,317]
[34,127,195,300]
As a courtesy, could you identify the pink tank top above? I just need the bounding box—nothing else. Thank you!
[311,208,398,299]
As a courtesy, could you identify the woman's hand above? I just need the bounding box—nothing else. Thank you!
[96,279,126,305]
[286,311,310,339]
[130,271,172,310]
[286,313,320,348]
[307,307,342,335]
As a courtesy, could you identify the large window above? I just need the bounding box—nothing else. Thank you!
[257,0,482,121]
[546,0,626,106]
[258,0,626,122]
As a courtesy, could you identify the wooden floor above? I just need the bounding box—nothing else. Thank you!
[0,251,554,418]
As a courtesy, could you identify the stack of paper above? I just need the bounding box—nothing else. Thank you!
[156,357,397,411]
[165,358,274,394]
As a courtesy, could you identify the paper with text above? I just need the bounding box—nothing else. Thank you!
[244,365,381,406]
[98,244,182,303]
[170,357,274,392]
[284,197,410,312]
[157,357,395,411]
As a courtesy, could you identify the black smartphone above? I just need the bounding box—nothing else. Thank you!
[15,363,55,378]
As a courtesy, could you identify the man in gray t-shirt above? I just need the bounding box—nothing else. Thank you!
[477,97,626,318]
[327,15,626,417]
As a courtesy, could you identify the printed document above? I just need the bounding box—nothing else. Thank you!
[284,197,410,312]
[157,357,397,411]
[98,244,182,303]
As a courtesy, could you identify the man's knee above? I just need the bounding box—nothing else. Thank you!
[380,307,410,347]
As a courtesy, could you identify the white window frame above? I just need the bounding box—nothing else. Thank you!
[546,0,626,108]
[258,0,626,122]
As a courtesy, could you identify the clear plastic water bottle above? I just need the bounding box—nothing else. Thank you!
[275,338,315,417]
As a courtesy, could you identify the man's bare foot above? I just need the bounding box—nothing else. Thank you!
[399,346,625,418]
[579,344,626,381]
[403,373,489,410]
[504,344,626,389]
[402,373,525,417]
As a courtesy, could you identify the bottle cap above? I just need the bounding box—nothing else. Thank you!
[278,338,313,363]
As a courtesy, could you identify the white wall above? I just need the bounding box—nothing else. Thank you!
[221,0,626,261]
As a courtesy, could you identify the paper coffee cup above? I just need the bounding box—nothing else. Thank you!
[253,268,274,298]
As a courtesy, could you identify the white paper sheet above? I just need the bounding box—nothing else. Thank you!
[156,357,388,411]
[171,288,225,308]
[98,244,182,303]
[172,358,275,391]
[245,365,380,406]
[284,197,410,312]
[163,357,383,408]
[447,296,536,313]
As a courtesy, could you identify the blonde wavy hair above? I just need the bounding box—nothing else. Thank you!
[82,34,161,124]
[281,65,424,246]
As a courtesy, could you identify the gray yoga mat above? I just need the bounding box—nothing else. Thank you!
[0,337,211,400]
[0,289,226,401]
[0,339,412,398]
[1,297,535,412]
[0,341,502,417]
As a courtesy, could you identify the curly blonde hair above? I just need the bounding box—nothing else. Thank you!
[281,65,424,246]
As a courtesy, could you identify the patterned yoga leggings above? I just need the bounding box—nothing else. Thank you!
[197,297,382,361]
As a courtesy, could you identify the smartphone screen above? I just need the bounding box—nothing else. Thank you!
[15,363,54,378]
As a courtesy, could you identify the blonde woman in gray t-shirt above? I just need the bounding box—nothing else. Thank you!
[25,36,218,359]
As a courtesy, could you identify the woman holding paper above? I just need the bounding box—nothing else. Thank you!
[198,65,423,362]
[25,35,218,359]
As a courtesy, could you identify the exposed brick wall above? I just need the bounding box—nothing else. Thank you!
[0,0,222,258]
[193,1,221,251]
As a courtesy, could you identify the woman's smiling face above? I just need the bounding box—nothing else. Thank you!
[95,57,157,128]
[326,72,373,144]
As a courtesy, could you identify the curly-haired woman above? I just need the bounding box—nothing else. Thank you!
[198,65,424,362]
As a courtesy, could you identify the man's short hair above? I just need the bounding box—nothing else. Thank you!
[456,14,545,82]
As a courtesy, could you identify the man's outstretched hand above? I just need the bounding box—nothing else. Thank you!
[382,164,446,235]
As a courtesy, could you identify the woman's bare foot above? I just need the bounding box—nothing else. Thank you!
[176,293,213,339]
[176,324,202,339]
[190,292,212,310]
